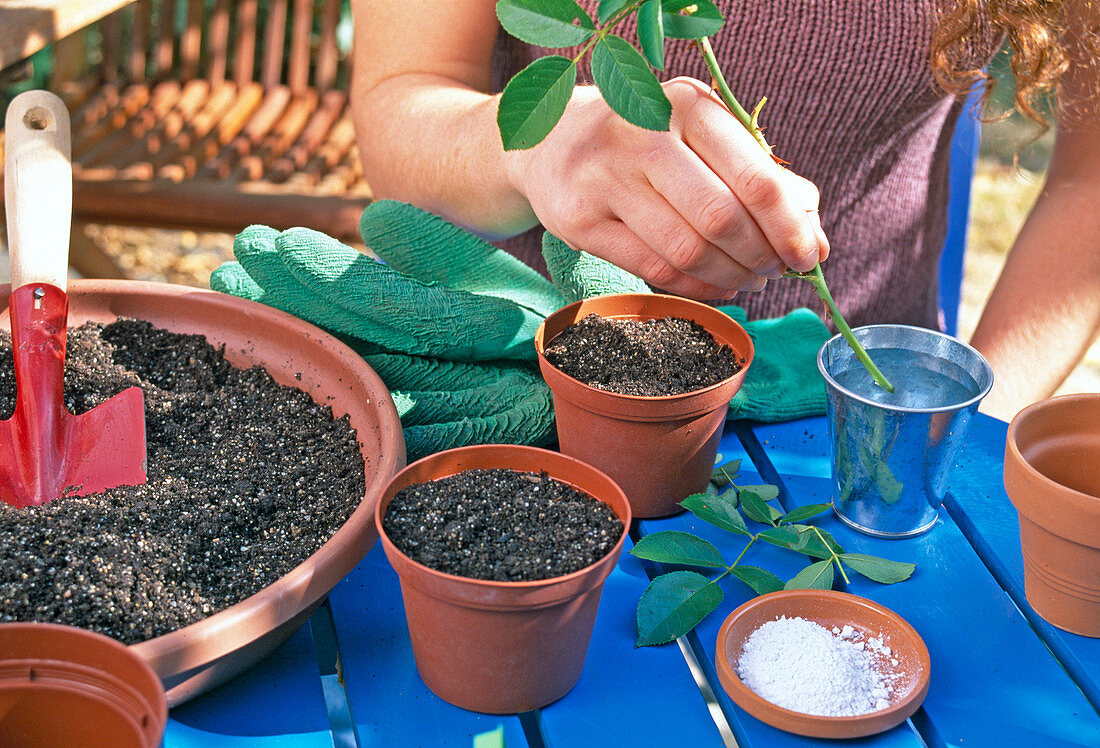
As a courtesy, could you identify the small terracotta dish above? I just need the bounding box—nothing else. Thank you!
[715,590,930,739]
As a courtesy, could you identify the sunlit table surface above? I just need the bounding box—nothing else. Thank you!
[0,0,133,72]
[164,414,1100,747]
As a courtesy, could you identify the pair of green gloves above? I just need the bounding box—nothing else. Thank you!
[210,200,829,461]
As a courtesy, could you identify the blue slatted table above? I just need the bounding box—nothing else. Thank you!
[163,414,1100,747]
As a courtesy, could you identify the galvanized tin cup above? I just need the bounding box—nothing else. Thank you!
[817,325,994,538]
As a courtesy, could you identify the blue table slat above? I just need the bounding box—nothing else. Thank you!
[945,415,1100,706]
[327,545,530,747]
[162,720,334,747]
[165,622,332,746]
[328,539,725,746]
[740,417,1100,747]
[534,547,726,746]
[637,435,925,748]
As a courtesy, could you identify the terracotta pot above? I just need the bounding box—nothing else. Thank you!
[0,622,167,747]
[375,444,631,713]
[535,293,753,518]
[2,280,406,705]
[1004,393,1100,637]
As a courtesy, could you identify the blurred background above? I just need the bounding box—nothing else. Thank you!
[958,48,1100,397]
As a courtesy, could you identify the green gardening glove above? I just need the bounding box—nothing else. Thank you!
[209,200,647,460]
[721,305,830,422]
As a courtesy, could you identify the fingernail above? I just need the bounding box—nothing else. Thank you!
[808,212,829,262]
[788,248,818,273]
[813,230,829,263]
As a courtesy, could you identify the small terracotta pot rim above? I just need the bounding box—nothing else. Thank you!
[375,444,631,592]
[534,293,752,403]
[535,360,746,404]
[1006,393,1100,510]
[377,531,626,594]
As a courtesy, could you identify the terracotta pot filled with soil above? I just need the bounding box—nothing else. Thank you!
[535,293,753,518]
[0,281,406,705]
[375,444,630,714]
[0,622,167,747]
[1004,393,1100,637]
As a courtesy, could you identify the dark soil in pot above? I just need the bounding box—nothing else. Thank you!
[542,313,744,396]
[0,318,366,644]
[382,467,623,581]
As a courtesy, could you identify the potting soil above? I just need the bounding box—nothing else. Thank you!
[543,314,743,396]
[383,468,623,582]
[0,319,365,644]
[736,617,906,716]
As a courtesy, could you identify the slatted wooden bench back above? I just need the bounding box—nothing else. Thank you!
[63,0,369,264]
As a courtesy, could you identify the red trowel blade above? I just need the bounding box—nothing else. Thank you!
[0,283,147,508]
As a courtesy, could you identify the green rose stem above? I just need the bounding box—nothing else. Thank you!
[697,37,895,392]
[812,525,852,585]
[783,265,896,392]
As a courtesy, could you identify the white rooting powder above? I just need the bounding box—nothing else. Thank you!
[736,616,904,717]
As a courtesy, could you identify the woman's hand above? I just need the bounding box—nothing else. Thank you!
[503,77,829,300]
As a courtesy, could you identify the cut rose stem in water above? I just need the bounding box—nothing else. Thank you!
[697,37,895,393]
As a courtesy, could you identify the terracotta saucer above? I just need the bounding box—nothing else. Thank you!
[715,590,931,739]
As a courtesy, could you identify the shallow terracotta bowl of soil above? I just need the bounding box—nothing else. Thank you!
[715,590,930,739]
[535,293,753,519]
[1,279,406,706]
[375,444,631,714]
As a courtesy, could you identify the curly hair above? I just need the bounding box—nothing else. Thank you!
[931,0,1099,132]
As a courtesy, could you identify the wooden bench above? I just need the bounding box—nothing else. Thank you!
[35,0,371,278]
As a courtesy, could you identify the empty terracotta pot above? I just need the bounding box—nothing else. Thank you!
[0,622,167,747]
[535,293,753,518]
[2,280,406,705]
[1004,394,1100,637]
[375,444,631,714]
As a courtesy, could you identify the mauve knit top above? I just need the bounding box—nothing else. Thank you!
[491,1,1001,329]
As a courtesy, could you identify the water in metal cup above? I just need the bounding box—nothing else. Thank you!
[817,325,994,538]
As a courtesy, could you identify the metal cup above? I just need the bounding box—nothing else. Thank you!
[817,325,994,538]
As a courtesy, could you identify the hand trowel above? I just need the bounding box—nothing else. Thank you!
[0,90,147,508]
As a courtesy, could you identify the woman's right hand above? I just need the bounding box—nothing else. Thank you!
[503,77,829,300]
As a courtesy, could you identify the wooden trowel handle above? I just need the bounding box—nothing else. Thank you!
[4,90,72,292]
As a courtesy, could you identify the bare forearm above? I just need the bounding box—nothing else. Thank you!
[348,0,534,238]
[351,75,537,240]
[969,174,1100,420]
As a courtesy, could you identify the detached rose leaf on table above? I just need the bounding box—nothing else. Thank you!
[635,570,724,648]
[630,460,916,647]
